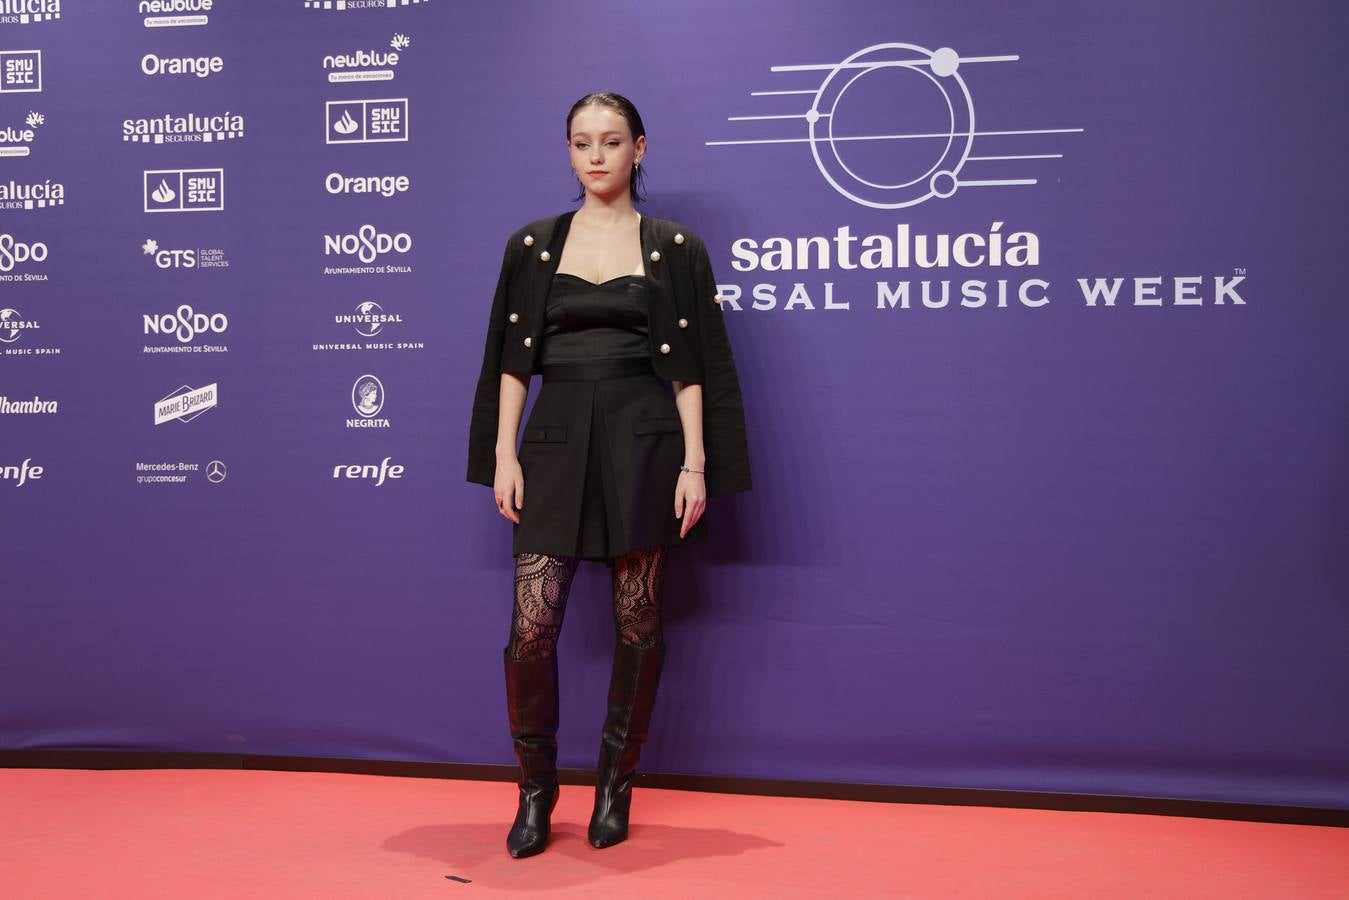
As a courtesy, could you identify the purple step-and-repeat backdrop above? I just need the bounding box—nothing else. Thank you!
[3,1,1346,809]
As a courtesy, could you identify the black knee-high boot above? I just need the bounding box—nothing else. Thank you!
[587,639,665,848]
[503,646,561,858]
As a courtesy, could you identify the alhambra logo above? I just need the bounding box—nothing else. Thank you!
[708,41,1082,209]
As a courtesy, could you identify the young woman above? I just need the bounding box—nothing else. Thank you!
[466,92,752,858]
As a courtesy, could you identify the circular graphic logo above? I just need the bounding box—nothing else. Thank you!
[807,43,972,209]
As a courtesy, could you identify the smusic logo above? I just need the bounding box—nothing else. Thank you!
[0,49,42,93]
[326,98,407,144]
[144,168,224,213]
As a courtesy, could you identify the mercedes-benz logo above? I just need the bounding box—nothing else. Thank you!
[206,460,227,484]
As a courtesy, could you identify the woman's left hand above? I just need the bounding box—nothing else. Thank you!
[675,470,706,538]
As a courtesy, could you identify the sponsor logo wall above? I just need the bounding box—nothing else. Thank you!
[2,2,1342,809]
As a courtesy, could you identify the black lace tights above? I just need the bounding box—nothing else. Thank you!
[506,546,668,661]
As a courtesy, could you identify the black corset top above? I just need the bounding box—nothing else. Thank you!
[540,272,653,365]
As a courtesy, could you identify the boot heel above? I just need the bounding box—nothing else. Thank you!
[503,648,562,859]
[588,640,666,849]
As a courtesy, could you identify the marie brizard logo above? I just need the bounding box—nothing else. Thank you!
[708,42,1083,209]
[154,382,217,424]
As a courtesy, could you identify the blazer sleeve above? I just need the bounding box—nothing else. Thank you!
[688,234,753,497]
[465,232,520,487]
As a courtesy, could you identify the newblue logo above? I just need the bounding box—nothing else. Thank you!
[140,0,212,28]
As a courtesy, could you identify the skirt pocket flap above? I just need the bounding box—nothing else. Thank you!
[523,425,568,443]
[633,416,682,435]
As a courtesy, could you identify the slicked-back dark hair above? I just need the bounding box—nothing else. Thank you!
[566,92,648,203]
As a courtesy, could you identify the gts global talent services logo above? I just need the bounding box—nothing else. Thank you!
[0,1,61,24]
[324,33,409,83]
[138,0,213,28]
[142,237,230,270]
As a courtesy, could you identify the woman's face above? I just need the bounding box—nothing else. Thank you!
[567,104,645,199]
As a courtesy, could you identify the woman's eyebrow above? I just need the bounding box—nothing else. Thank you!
[571,131,625,138]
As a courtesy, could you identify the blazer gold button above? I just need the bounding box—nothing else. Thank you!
[674,233,684,245]
[659,342,671,354]
[677,317,688,328]
[539,250,550,262]
[523,337,532,347]
[649,250,661,262]
[508,312,519,323]
[523,235,534,246]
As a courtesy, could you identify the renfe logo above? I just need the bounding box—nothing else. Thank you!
[332,456,403,486]
[2,457,43,486]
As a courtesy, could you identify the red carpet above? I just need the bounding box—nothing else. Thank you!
[2,768,1345,898]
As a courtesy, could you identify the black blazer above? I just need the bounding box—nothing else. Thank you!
[466,209,752,498]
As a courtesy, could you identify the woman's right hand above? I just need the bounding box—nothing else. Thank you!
[494,456,524,524]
